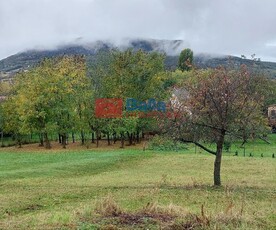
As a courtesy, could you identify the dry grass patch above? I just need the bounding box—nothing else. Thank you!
[78,195,253,229]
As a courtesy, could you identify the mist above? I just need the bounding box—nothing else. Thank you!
[0,0,275,61]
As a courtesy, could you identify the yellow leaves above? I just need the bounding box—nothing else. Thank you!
[2,55,90,135]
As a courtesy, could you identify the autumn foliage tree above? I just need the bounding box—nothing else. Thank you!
[161,65,267,186]
[2,55,88,149]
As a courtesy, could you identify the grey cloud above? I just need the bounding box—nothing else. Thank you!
[0,0,275,61]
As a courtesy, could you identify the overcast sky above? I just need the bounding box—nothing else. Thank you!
[0,0,276,61]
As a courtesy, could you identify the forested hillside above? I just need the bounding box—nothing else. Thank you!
[1,39,276,81]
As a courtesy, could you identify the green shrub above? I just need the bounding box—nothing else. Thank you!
[148,135,188,151]
[224,141,231,152]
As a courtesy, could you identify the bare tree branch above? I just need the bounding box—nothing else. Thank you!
[180,139,216,155]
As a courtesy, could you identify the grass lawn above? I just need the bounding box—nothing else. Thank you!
[227,134,276,158]
[0,141,275,229]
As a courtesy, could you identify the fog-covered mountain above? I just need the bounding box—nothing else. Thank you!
[0,38,276,81]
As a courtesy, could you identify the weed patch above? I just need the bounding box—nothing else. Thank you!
[78,196,252,229]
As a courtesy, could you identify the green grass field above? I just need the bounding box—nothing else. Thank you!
[0,139,275,229]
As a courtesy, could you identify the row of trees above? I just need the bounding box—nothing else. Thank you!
[0,48,275,186]
[0,50,171,149]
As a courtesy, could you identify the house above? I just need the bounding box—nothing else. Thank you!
[268,104,276,133]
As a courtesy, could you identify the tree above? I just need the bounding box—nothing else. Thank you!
[88,49,170,146]
[100,49,167,101]
[263,79,276,108]
[0,81,11,145]
[1,96,25,147]
[48,55,88,148]
[2,55,89,149]
[178,48,193,71]
[160,65,267,186]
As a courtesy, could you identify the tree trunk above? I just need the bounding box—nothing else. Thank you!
[61,134,66,149]
[17,135,22,148]
[107,133,111,145]
[96,131,100,147]
[44,132,51,149]
[132,132,136,145]
[1,131,3,146]
[113,132,117,144]
[72,133,75,143]
[58,134,62,144]
[127,132,132,146]
[213,130,225,186]
[81,131,85,145]
[120,133,124,148]
[39,133,44,147]
[136,131,140,143]
[91,132,95,143]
